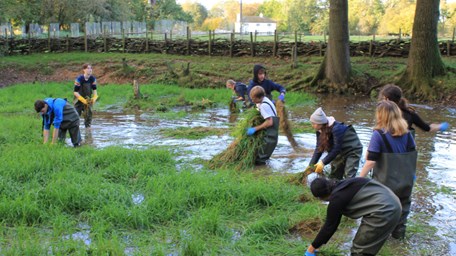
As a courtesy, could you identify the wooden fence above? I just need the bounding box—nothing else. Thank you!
[1,33,455,58]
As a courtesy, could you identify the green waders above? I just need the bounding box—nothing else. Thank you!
[256,116,279,165]
[373,132,417,239]
[58,102,81,147]
[329,125,363,180]
[345,180,401,255]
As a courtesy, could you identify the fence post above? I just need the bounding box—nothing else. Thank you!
[447,41,451,57]
[186,26,190,55]
[230,32,234,57]
[122,28,125,53]
[84,26,88,53]
[291,45,298,69]
[250,32,255,57]
[372,33,376,41]
[103,29,107,53]
[254,30,257,42]
[4,28,9,55]
[145,29,149,53]
[273,29,277,57]
[323,30,326,44]
[319,41,323,57]
[164,33,168,54]
[66,35,70,52]
[369,40,373,57]
[398,28,402,42]
[208,30,212,56]
[28,31,32,54]
[48,27,51,52]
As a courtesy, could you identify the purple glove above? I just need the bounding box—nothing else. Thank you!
[440,122,449,132]
[278,93,285,102]
[246,127,256,136]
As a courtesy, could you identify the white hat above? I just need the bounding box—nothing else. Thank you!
[310,107,328,124]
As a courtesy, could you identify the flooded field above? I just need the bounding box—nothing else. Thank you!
[80,96,456,255]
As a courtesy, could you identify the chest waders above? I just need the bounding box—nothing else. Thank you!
[344,180,401,255]
[329,125,363,180]
[74,81,93,128]
[256,101,279,165]
[58,102,81,147]
[373,131,417,239]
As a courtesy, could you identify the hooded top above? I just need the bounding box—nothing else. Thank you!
[247,64,286,101]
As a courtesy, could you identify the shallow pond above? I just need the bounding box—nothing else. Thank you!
[79,96,455,255]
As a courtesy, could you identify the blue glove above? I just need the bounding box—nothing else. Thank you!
[440,122,449,132]
[278,93,285,102]
[246,127,256,136]
[305,250,316,256]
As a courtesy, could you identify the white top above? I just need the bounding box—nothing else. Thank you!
[256,97,277,119]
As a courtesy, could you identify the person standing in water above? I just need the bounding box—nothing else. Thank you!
[74,63,98,128]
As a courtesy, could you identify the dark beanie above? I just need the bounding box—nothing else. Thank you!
[310,178,333,198]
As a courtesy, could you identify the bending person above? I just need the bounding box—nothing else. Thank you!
[305,177,401,256]
[308,107,363,179]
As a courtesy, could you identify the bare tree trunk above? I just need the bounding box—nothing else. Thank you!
[308,0,351,93]
[398,0,446,100]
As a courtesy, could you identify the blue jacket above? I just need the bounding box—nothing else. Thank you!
[42,98,68,130]
[247,64,286,101]
[310,121,349,165]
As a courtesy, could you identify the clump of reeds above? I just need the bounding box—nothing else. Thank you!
[209,109,265,170]
[288,165,316,185]
[275,100,299,150]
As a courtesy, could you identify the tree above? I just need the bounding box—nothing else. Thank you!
[397,0,446,99]
[306,0,352,93]
[182,1,208,29]
[378,0,415,36]
[348,0,384,35]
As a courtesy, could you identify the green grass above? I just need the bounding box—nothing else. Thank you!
[0,80,340,254]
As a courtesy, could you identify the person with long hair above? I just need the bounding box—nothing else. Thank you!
[360,100,417,239]
[305,177,401,256]
[308,107,363,179]
[379,84,448,136]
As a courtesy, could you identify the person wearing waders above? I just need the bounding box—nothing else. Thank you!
[247,64,286,104]
[359,100,417,239]
[74,63,98,128]
[379,84,449,138]
[35,98,81,147]
[226,79,248,107]
[246,86,279,165]
[308,107,363,180]
[304,177,401,256]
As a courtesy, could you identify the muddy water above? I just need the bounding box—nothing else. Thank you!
[80,96,455,255]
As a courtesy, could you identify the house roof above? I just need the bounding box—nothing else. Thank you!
[241,16,276,23]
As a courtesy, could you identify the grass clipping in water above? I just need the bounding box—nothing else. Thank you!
[275,100,299,150]
[209,109,265,170]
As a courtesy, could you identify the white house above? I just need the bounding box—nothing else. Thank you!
[235,13,277,35]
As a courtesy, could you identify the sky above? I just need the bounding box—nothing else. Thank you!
[176,0,265,10]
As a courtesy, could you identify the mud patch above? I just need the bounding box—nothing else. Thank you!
[289,219,322,239]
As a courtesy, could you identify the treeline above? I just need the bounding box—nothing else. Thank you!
[2,36,455,58]
[1,0,456,37]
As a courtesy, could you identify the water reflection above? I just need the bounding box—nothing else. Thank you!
[79,96,455,255]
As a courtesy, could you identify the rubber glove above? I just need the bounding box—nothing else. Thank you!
[305,250,316,256]
[77,95,88,105]
[246,127,256,136]
[91,94,98,104]
[439,122,449,132]
[278,93,285,102]
[314,161,324,174]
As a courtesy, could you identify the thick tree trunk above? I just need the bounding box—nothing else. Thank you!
[398,0,446,100]
[310,0,352,93]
